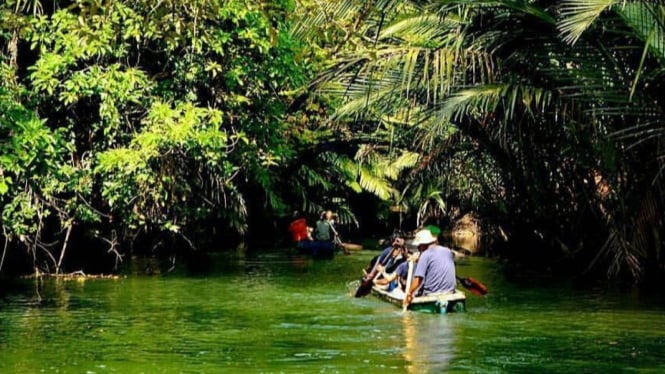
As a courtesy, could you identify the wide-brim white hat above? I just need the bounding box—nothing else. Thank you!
[412,229,437,246]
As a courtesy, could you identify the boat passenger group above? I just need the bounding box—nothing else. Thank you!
[358,226,460,309]
[287,210,345,257]
[288,212,475,310]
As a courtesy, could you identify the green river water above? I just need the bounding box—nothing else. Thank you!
[1,248,665,373]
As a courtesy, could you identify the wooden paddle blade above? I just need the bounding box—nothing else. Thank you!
[467,277,488,294]
[458,276,488,296]
[354,278,374,297]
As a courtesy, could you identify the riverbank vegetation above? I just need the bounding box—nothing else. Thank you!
[2,0,664,285]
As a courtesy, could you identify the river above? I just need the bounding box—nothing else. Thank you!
[1,248,665,373]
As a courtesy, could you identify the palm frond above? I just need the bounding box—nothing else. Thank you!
[391,150,420,173]
[219,184,248,234]
[297,163,334,191]
[589,230,645,280]
[558,0,618,45]
[322,45,492,123]
[618,3,665,64]
[435,0,556,25]
[440,83,553,123]
[358,165,394,200]
[290,0,364,40]
[13,0,44,15]
[379,14,461,43]
[617,3,665,100]
[416,190,446,227]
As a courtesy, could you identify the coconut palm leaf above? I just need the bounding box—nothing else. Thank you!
[440,83,553,122]
[416,190,446,227]
[299,0,665,281]
[11,0,44,15]
[558,0,618,45]
[619,3,665,63]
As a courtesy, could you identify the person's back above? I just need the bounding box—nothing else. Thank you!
[314,219,332,241]
[414,244,457,294]
[313,211,334,241]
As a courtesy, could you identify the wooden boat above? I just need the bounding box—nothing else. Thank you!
[341,242,363,251]
[295,236,362,257]
[294,240,338,258]
[371,286,466,314]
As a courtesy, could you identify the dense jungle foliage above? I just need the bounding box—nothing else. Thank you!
[1,0,665,285]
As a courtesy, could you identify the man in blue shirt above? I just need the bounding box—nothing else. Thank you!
[403,229,457,308]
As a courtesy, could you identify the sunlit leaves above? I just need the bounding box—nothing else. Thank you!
[303,0,665,283]
[0,87,71,245]
[558,0,617,45]
[0,0,312,270]
[441,84,553,123]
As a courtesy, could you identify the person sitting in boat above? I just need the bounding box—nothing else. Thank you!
[363,231,405,275]
[354,234,406,297]
[311,210,337,251]
[314,210,332,240]
[363,232,406,280]
[288,211,313,245]
[424,223,465,260]
[403,228,457,308]
[373,249,419,292]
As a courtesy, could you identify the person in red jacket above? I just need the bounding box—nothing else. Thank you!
[288,211,312,243]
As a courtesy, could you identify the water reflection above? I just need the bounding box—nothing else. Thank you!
[4,277,79,309]
[402,312,456,373]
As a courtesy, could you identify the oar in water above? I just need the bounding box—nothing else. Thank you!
[402,260,414,312]
[457,276,488,296]
[329,222,351,254]
[354,247,395,297]
[354,269,381,297]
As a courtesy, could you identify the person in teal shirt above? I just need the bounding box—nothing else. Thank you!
[314,210,334,241]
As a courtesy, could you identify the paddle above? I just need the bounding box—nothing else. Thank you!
[329,221,348,254]
[355,238,408,298]
[354,268,382,297]
[354,247,396,297]
[457,276,488,296]
[402,260,414,312]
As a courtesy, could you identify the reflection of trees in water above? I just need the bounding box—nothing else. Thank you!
[402,313,456,373]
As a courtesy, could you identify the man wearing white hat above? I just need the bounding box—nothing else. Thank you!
[403,228,457,308]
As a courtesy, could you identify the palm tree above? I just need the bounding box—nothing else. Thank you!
[301,0,665,282]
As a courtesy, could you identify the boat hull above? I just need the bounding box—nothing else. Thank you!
[295,240,337,258]
[371,286,466,314]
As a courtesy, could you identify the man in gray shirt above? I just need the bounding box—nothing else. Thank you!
[403,229,457,308]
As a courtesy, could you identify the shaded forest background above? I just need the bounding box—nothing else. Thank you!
[1,0,665,285]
